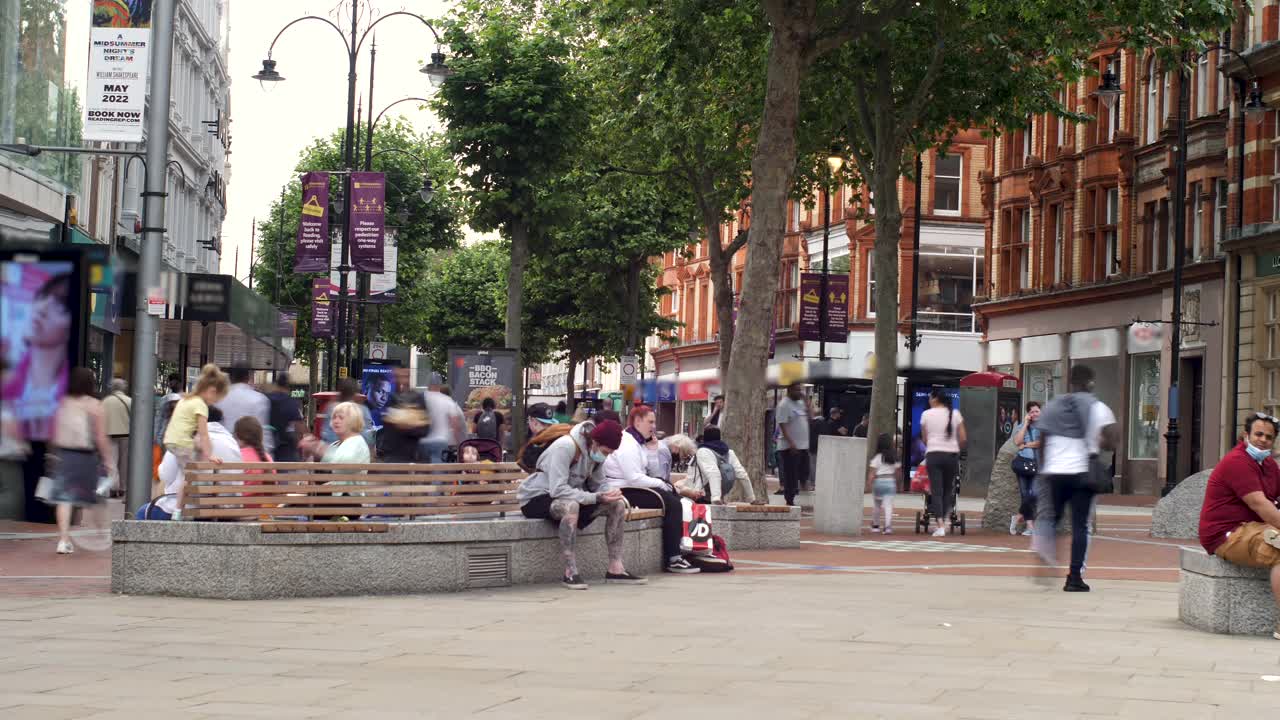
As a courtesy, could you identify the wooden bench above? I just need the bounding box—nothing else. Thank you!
[182,461,525,524]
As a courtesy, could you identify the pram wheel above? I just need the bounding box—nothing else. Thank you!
[957,513,967,535]
[914,511,926,534]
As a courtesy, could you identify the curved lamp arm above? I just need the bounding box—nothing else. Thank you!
[266,15,351,58]
[373,97,433,133]
[358,11,443,55]
[369,147,430,172]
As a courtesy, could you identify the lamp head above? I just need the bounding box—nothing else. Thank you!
[418,176,435,203]
[1245,80,1267,115]
[421,51,451,88]
[826,145,845,175]
[252,59,283,90]
[1095,66,1122,110]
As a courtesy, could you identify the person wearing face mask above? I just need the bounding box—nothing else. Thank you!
[604,405,700,575]
[516,419,647,590]
[1198,412,1280,640]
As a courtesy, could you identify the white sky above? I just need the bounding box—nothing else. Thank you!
[219,0,453,279]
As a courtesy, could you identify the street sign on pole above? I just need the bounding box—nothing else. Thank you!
[620,355,638,385]
[369,341,387,360]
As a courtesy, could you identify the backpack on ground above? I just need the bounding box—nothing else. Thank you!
[475,409,499,441]
[688,534,733,573]
[517,423,577,473]
[681,498,714,555]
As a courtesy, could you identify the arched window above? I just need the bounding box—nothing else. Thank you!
[1161,69,1171,131]
[1145,58,1158,143]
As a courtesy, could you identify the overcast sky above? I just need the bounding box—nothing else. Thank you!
[219,0,454,279]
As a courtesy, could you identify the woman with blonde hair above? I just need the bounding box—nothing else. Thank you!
[300,401,371,465]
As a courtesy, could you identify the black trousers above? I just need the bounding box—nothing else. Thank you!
[926,452,960,522]
[1045,473,1095,576]
[780,449,809,505]
[622,487,682,561]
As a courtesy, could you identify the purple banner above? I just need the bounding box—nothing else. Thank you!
[311,279,333,338]
[295,172,330,272]
[349,171,386,273]
[798,272,849,343]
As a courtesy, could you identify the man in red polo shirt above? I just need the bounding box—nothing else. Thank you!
[1198,412,1280,639]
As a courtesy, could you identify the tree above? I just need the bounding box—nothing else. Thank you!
[251,120,463,382]
[435,0,588,444]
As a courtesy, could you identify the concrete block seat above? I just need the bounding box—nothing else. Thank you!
[111,461,663,599]
[708,504,801,550]
[1178,548,1277,636]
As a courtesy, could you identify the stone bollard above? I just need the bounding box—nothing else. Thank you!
[814,435,867,536]
[1152,468,1213,538]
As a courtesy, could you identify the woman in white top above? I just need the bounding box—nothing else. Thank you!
[603,405,699,574]
[676,426,757,504]
[48,368,114,554]
[919,389,966,536]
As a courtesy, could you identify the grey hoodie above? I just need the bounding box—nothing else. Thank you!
[516,423,605,506]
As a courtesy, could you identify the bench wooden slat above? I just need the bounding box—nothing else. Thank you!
[184,472,526,485]
[185,482,520,496]
[185,504,519,519]
[187,462,522,473]
[730,504,792,514]
[625,509,663,521]
[260,522,389,533]
[189,493,517,507]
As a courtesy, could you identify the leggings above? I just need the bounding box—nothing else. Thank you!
[926,452,959,522]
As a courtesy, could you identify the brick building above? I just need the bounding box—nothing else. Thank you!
[976,38,1240,494]
[650,132,992,435]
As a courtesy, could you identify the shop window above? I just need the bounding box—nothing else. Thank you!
[1263,289,1280,420]
[916,245,982,333]
[1129,354,1161,459]
[1023,362,1061,407]
[934,153,962,214]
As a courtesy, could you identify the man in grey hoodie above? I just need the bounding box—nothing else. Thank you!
[517,420,647,589]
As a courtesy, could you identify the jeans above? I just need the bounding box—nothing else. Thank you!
[926,451,959,522]
[622,487,682,562]
[1036,472,1094,576]
[780,449,808,505]
[418,437,449,463]
[1015,471,1037,520]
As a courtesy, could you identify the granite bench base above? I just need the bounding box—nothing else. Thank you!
[111,517,663,600]
[708,505,801,550]
[1178,548,1277,636]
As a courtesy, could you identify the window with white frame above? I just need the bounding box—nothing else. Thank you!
[1146,60,1158,144]
[1108,57,1122,142]
[1105,187,1120,276]
[934,153,962,214]
[1161,71,1171,130]
[1023,118,1033,159]
[1191,182,1204,260]
[915,245,984,333]
[1196,54,1209,117]
[1057,89,1068,148]
[866,250,877,316]
[1052,205,1065,284]
[1214,178,1229,252]
[1164,199,1174,270]
[1266,289,1280,419]
[1020,210,1032,290]
[1273,112,1280,223]
[1218,41,1229,112]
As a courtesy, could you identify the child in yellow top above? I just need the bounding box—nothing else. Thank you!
[163,364,229,466]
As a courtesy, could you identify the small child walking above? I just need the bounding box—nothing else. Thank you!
[866,433,901,534]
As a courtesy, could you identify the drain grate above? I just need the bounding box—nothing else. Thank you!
[465,547,512,588]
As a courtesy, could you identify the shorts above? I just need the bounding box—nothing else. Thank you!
[520,494,598,530]
[872,478,896,499]
[1214,522,1280,568]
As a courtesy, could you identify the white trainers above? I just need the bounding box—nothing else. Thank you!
[1022,527,1034,536]
[1009,515,1019,536]
[871,526,881,534]
[931,527,947,538]
[55,540,74,555]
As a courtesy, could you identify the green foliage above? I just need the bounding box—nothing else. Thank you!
[250,120,464,361]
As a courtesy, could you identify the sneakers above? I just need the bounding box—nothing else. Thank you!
[562,574,588,590]
[1263,527,1280,551]
[1063,575,1091,592]
[605,571,648,585]
[931,527,947,538]
[871,524,881,534]
[665,557,700,574]
[1022,527,1034,536]
[1274,621,1280,641]
[55,540,74,555]
[1009,515,1019,536]
[883,527,893,535]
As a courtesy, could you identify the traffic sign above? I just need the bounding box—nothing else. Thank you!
[620,355,638,384]
[369,342,388,360]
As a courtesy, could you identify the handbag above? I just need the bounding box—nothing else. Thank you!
[1085,453,1114,494]
[1011,455,1037,476]
[35,475,54,503]
[909,463,931,493]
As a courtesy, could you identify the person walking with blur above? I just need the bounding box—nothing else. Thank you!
[101,378,131,496]
[775,383,810,507]
[920,389,966,537]
[48,368,114,554]
[265,373,305,461]
[1010,401,1042,536]
[866,433,901,534]
[217,368,269,442]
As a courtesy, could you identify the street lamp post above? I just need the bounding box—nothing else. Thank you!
[820,147,844,362]
[252,2,449,388]
[905,152,924,358]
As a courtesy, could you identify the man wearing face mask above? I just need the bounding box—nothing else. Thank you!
[517,419,647,590]
[1198,412,1280,640]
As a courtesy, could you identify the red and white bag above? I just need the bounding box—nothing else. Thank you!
[680,498,714,555]
[909,463,931,494]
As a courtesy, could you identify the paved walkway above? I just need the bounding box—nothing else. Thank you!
[2,572,1279,719]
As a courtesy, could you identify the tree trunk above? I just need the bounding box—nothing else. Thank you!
[705,211,736,383]
[865,161,904,469]
[508,220,529,448]
[565,348,578,415]
[721,9,812,503]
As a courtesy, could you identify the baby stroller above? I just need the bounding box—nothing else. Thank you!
[913,456,967,535]
[457,438,503,463]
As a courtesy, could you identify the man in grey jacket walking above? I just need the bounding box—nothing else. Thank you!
[517,420,647,589]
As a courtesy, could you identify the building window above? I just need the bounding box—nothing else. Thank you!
[1023,362,1062,407]
[1129,354,1161,459]
[934,153,962,214]
[1049,205,1065,285]
[1273,112,1280,222]
[1264,289,1280,419]
[1105,187,1120,276]
[1023,118,1033,159]
[915,246,983,333]
[1108,57,1122,143]
[1056,89,1068,150]
[1145,60,1158,144]
[1160,199,1173,270]
[1020,210,1032,290]
[1217,40,1229,112]
[1161,70,1171,131]
[1214,178,1229,252]
[1191,182,1203,260]
[866,250,877,317]
[1196,54,1209,117]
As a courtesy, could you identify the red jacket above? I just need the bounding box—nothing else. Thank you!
[1198,442,1280,555]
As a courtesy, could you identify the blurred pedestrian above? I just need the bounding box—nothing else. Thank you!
[265,373,305,461]
[774,383,809,506]
[866,433,900,534]
[217,367,269,442]
[705,395,724,428]
[920,390,966,537]
[102,377,132,495]
[421,387,465,463]
[48,368,113,554]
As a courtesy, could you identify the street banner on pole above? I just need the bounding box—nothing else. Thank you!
[295,172,330,272]
[368,230,398,303]
[311,278,333,338]
[349,172,386,273]
[85,1,152,142]
[798,272,850,343]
